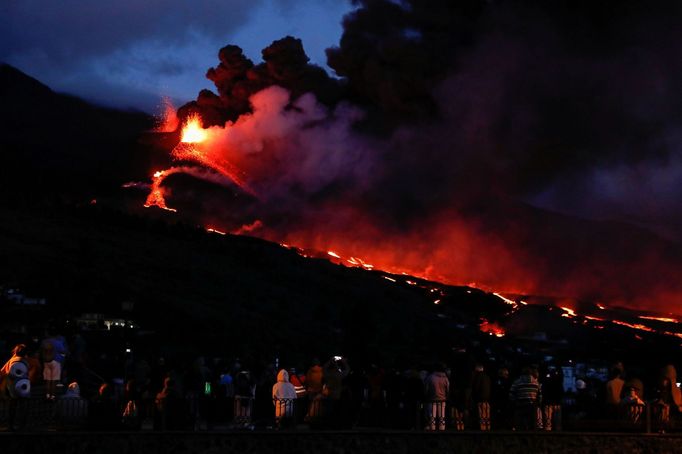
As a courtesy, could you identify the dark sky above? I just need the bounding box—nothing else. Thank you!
[0,0,351,111]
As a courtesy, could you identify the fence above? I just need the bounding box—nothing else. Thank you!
[0,397,677,433]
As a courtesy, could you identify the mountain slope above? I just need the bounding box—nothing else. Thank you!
[0,63,154,202]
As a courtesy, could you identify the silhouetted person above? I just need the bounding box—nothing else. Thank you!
[469,363,491,430]
[404,367,425,430]
[57,382,88,429]
[541,366,563,431]
[652,365,682,432]
[605,364,625,420]
[509,367,542,430]
[491,367,512,430]
[1,344,30,431]
[424,363,449,431]
[122,379,142,430]
[155,377,188,430]
[90,383,120,430]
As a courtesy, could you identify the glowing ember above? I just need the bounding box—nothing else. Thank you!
[596,303,606,310]
[156,96,179,132]
[206,227,227,235]
[479,319,505,337]
[171,142,256,197]
[383,276,397,283]
[433,299,441,305]
[327,251,341,259]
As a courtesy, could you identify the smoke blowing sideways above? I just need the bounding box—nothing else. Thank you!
[144,1,682,311]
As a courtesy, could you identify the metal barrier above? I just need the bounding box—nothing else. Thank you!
[425,401,447,431]
[232,396,254,428]
[0,396,678,433]
[273,398,295,429]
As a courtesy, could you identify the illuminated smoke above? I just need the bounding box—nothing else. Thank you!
[149,1,682,311]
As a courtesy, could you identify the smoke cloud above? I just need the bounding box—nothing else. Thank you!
[161,1,682,310]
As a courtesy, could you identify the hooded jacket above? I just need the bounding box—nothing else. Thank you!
[272,369,297,399]
[272,369,297,418]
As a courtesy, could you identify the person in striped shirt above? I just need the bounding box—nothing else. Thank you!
[509,366,542,430]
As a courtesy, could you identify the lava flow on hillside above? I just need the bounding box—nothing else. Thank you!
[135,1,682,316]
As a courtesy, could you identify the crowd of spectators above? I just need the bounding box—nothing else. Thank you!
[1,332,681,432]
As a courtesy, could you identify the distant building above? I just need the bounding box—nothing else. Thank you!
[74,313,139,331]
[2,287,47,306]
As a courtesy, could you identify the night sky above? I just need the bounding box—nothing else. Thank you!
[0,0,352,111]
[2,1,682,306]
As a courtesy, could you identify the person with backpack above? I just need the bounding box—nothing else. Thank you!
[1,344,31,430]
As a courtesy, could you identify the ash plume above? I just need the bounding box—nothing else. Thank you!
[165,1,682,310]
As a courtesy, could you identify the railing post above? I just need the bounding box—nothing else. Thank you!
[416,402,422,431]
[645,403,651,434]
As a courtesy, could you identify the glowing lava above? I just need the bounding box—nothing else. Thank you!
[180,114,207,143]
[144,170,177,212]
[144,114,257,212]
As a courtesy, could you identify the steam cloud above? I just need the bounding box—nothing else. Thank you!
[164,1,682,309]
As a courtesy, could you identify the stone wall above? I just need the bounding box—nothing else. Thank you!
[1,431,680,454]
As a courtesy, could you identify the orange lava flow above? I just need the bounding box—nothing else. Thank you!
[144,170,177,212]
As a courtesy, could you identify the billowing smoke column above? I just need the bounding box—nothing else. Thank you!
[150,1,682,311]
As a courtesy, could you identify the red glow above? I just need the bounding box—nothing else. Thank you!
[479,319,505,337]
[180,114,207,143]
[143,95,682,318]
[156,97,179,132]
[560,306,577,318]
[639,315,680,323]
[144,169,177,212]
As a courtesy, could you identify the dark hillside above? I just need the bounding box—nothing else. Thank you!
[0,64,154,202]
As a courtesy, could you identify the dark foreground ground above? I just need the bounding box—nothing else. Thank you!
[2,431,681,454]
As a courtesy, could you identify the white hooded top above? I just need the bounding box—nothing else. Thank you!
[272,369,297,400]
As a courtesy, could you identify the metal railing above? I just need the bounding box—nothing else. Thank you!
[0,397,677,433]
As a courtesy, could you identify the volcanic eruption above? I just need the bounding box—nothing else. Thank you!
[140,1,682,313]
